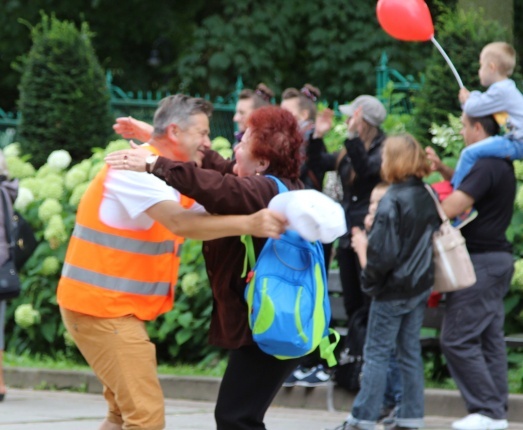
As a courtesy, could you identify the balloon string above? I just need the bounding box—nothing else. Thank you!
[431,36,464,88]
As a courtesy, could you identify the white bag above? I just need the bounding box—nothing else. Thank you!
[425,185,477,293]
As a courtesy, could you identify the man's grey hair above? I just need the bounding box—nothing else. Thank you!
[153,94,213,136]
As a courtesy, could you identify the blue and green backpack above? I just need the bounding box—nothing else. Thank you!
[241,176,339,365]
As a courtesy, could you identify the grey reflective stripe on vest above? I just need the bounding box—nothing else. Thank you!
[73,224,180,255]
[62,263,171,296]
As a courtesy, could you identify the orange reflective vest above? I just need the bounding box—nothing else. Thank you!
[57,159,194,321]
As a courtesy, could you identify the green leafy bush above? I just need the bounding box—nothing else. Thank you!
[16,13,112,167]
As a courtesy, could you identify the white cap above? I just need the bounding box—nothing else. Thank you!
[268,190,347,243]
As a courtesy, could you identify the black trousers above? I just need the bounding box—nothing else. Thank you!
[440,252,513,419]
[215,344,302,430]
[337,245,369,320]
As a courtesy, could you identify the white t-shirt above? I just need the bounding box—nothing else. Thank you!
[100,168,205,230]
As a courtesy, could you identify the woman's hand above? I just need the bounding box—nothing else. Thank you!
[113,117,154,142]
[346,106,363,138]
[313,109,334,139]
[105,141,152,172]
[425,146,443,172]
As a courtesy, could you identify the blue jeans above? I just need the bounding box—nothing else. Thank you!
[348,289,431,430]
[452,135,523,188]
[383,352,402,410]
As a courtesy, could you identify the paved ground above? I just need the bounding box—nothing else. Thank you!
[2,388,523,430]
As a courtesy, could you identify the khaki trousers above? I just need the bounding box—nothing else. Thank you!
[60,307,165,430]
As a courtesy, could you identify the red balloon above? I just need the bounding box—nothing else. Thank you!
[376,0,434,42]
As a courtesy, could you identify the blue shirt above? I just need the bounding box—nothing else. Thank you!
[464,79,523,140]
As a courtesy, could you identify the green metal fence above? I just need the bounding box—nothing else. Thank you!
[376,52,423,114]
[107,71,241,143]
[0,54,422,146]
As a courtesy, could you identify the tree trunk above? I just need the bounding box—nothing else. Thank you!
[458,0,514,38]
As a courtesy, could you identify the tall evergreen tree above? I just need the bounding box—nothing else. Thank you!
[17,13,112,167]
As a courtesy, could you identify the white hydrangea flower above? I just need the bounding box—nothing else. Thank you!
[215,148,233,159]
[14,304,40,329]
[3,142,20,158]
[19,178,40,200]
[44,214,68,249]
[180,272,201,297]
[14,187,35,212]
[64,166,89,191]
[47,150,72,170]
[211,137,231,151]
[516,187,523,210]
[104,139,132,156]
[511,259,523,291]
[38,173,64,200]
[5,157,36,179]
[514,161,523,182]
[36,163,62,178]
[77,159,92,173]
[333,123,348,135]
[40,256,61,276]
[89,162,103,180]
[38,198,63,223]
[69,182,90,208]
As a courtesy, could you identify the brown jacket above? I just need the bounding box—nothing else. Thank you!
[153,150,304,349]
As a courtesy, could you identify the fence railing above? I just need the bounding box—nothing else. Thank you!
[0,53,422,145]
[376,52,423,115]
[107,71,242,143]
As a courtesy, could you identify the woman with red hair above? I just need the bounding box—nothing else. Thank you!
[108,106,305,430]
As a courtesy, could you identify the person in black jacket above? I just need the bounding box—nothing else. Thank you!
[330,134,441,430]
[0,152,17,403]
[280,85,336,387]
[308,95,386,319]
[280,84,330,192]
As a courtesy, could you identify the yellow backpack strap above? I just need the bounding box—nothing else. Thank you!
[319,329,341,367]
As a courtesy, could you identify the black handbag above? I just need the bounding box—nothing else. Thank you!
[0,259,21,300]
[0,189,37,271]
[12,210,38,271]
[0,190,22,300]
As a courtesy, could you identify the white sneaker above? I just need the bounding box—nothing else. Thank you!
[451,413,508,430]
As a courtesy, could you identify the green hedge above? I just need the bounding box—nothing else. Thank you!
[16,13,112,168]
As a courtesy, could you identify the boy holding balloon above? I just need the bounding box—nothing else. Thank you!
[452,42,523,189]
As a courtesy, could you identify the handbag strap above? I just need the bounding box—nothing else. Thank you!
[424,184,450,223]
[0,188,15,257]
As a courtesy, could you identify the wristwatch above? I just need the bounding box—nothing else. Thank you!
[145,154,158,173]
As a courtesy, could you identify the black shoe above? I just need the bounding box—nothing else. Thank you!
[384,426,418,430]
[326,423,360,430]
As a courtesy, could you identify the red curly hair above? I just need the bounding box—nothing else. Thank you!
[246,106,303,181]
